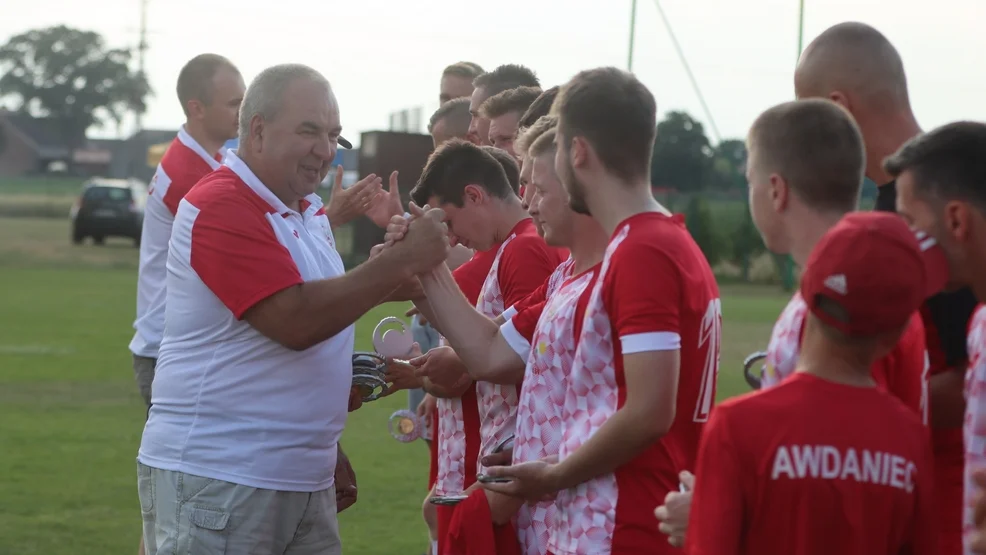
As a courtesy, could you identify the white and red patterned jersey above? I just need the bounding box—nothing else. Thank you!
[499,265,600,555]
[129,127,221,358]
[551,213,721,555]
[433,249,497,497]
[474,218,563,476]
[764,294,930,423]
[502,256,576,322]
[963,303,986,553]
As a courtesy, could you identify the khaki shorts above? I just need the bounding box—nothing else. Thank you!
[132,354,156,407]
[137,463,341,555]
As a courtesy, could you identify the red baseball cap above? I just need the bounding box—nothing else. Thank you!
[801,211,950,336]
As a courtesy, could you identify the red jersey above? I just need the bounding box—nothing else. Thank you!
[499,264,601,555]
[763,293,930,422]
[503,257,576,322]
[686,373,937,555]
[474,218,566,476]
[551,213,721,555]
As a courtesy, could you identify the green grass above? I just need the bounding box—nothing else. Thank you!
[0,217,790,554]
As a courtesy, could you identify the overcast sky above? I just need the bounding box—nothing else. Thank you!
[3,0,984,146]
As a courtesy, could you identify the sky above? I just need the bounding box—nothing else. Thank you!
[2,0,985,147]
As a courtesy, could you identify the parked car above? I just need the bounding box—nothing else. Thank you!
[70,178,147,247]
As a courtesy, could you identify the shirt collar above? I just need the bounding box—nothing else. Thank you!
[176,125,222,170]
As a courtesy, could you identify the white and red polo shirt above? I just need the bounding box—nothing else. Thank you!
[500,263,600,555]
[129,126,221,358]
[137,151,353,492]
[550,212,722,555]
[474,219,565,476]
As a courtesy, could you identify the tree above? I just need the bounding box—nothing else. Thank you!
[684,195,723,266]
[710,139,747,191]
[0,25,150,146]
[651,111,713,193]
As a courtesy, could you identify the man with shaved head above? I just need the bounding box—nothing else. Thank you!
[795,21,977,554]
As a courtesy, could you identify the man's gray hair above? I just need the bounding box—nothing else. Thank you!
[238,63,332,145]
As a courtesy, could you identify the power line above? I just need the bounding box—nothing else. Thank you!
[628,0,638,71]
[650,0,722,143]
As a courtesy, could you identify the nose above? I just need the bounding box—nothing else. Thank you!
[313,133,335,163]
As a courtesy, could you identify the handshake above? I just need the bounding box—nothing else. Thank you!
[370,202,451,277]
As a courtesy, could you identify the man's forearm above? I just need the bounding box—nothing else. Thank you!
[422,376,473,398]
[257,250,414,351]
[552,407,664,491]
[419,265,525,382]
[930,367,967,429]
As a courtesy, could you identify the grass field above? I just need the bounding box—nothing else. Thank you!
[0,216,790,555]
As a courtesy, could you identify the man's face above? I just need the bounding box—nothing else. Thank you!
[199,66,245,143]
[745,144,789,254]
[896,170,973,290]
[440,75,474,105]
[531,152,574,247]
[554,135,590,216]
[256,79,340,199]
[428,187,495,251]
[467,88,492,146]
[519,156,543,236]
[489,111,521,160]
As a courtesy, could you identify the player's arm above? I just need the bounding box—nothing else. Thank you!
[927,289,977,429]
[460,481,526,525]
[418,263,529,384]
[550,247,685,488]
[683,408,743,555]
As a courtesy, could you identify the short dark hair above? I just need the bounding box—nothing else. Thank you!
[553,67,656,182]
[748,99,865,213]
[518,86,559,129]
[479,86,543,120]
[443,61,485,80]
[482,145,521,194]
[428,97,470,135]
[474,64,540,99]
[176,54,239,116]
[411,139,513,206]
[883,121,986,210]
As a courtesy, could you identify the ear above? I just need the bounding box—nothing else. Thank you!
[768,173,789,213]
[570,136,589,169]
[463,184,485,205]
[944,200,972,243]
[186,99,206,120]
[249,114,265,151]
[828,91,851,113]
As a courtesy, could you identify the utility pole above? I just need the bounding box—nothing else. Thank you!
[796,0,805,62]
[627,0,637,71]
[136,0,149,132]
[781,0,806,292]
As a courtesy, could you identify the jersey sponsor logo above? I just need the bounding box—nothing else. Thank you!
[771,444,917,493]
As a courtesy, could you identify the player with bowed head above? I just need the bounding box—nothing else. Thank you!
[482,67,722,555]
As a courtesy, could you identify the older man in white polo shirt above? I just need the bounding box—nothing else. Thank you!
[136,63,451,555]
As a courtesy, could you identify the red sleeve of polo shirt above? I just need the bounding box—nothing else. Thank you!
[497,236,558,309]
[607,238,682,350]
[685,406,744,555]
[189,193,304,319]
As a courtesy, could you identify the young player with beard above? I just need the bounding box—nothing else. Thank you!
[795,25,979,551]
[484,67,721,555]
[686,211,942,555]
[886,121,986,554]
[656,98,931,548]
[398,120,607,555]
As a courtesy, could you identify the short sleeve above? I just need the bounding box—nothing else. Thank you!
[185,195,303,319]
[507,278,549,318]
[607,242,682,353]
[924,288,978,370]
[500,301,545,358]
[498,236,558,309]
[685,406,744,555]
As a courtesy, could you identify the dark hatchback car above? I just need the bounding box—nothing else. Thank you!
[70,178,146,247]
